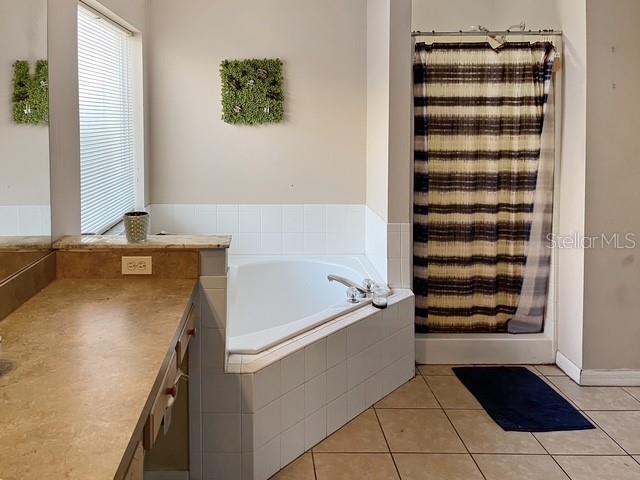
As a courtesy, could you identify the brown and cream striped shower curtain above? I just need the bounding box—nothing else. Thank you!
[413,42,556,333]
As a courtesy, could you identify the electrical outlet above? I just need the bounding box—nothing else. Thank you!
[121,256,152,275]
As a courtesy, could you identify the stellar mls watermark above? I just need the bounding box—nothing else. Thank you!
[546,232,637,249]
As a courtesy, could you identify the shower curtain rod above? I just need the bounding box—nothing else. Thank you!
[412,30,562,37]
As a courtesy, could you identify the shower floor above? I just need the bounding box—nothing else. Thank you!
[271,364,640,480]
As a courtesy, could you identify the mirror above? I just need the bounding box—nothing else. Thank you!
[0,0,51,283]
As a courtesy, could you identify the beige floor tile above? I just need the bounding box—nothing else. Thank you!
[394,453,484,480]
[418,365,457,376]
[313,453,399,480]
[271,453,315,480]
[554,455,640,480]
[587,411,640,454]
[625,387,640,402]
[548,377,640,410]
[375,376,439,409]
[533,426,626,455]
[314,409,388,453]
[534,364,566,376]
[446,410,546,454]
[377,409,466,453]
[474,454,569,480]
[424,376,482,409]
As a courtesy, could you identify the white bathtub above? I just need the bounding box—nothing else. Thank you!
[227,255,383,354]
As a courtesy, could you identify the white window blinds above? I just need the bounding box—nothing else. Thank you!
[78,5,135,234]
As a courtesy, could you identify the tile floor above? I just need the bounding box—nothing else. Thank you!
[271,364,640,480]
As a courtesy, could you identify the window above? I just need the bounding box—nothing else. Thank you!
[78,4,136,234]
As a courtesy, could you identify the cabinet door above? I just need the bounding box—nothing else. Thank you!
[123,442,144,480]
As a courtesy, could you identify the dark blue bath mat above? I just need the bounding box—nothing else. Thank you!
[452,366,595,432]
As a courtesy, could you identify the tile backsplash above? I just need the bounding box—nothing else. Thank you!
[148,204,365,256]
[149,204,411,288]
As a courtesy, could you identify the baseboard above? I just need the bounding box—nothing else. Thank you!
[415,333,554,364]
[555,351,581,383]
[580,369,640,386]
[144,471,189,480]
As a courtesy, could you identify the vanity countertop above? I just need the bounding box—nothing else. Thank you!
[0,277,197,480]
[53,234,232,250]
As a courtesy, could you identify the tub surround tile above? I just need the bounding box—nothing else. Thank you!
[202,293,415,480]
[394,453,484,480]
[327,330,347,368]
[326,362,348,402]
[280,421,306,467]
[203,372,242,413]
[53,234,231,250]
[305,339,327,381]
[252,361,282,412]
[327,394,348,435]
[281,349,305,393]
[203,453,242,480]
[204,413,242,453]
[305,406,327,450]
[253,434,281,480]
[305,373,328,415]
[314,453,400,480]
[281,385,305,431]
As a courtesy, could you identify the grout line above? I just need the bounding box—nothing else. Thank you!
[529,429,574,479]
[581,410,636,457]
[372,403,402,479]
[420,373,488,480]
[310,449,318,480]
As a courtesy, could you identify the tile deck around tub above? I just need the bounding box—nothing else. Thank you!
[270,364,640,480]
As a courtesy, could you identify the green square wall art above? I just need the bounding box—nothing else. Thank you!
[12,60,49,125]
[220,58,284,125]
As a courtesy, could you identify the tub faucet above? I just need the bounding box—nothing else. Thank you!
[327,274,369,296]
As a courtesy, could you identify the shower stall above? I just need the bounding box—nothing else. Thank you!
[411,27,563,364]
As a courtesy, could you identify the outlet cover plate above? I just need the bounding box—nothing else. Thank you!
[121,256,152,275]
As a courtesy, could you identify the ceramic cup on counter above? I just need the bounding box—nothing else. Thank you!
[124,211,150,243]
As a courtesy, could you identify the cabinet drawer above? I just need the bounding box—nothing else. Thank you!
[176,304,198,365]
[144,351,179,450]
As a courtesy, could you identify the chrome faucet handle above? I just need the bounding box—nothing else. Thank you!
[362,278,376,292]
[346,286,360,303]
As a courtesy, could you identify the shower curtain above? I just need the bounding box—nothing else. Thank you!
[413,41,556,333]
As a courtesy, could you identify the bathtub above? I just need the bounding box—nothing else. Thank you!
[227,255,383,354]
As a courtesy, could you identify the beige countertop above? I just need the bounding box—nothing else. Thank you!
[0,278,197,480]
[53,234,231,250]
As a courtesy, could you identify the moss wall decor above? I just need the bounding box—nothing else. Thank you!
[220,58,284,125]
[12,60,49,125]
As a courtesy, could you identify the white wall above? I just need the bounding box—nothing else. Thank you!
[583,0,640,371]
[0,0,49,207]
[412,0,561,31]
[366,0,391,221]
[555,0,587,370]
[146,0,367,206]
